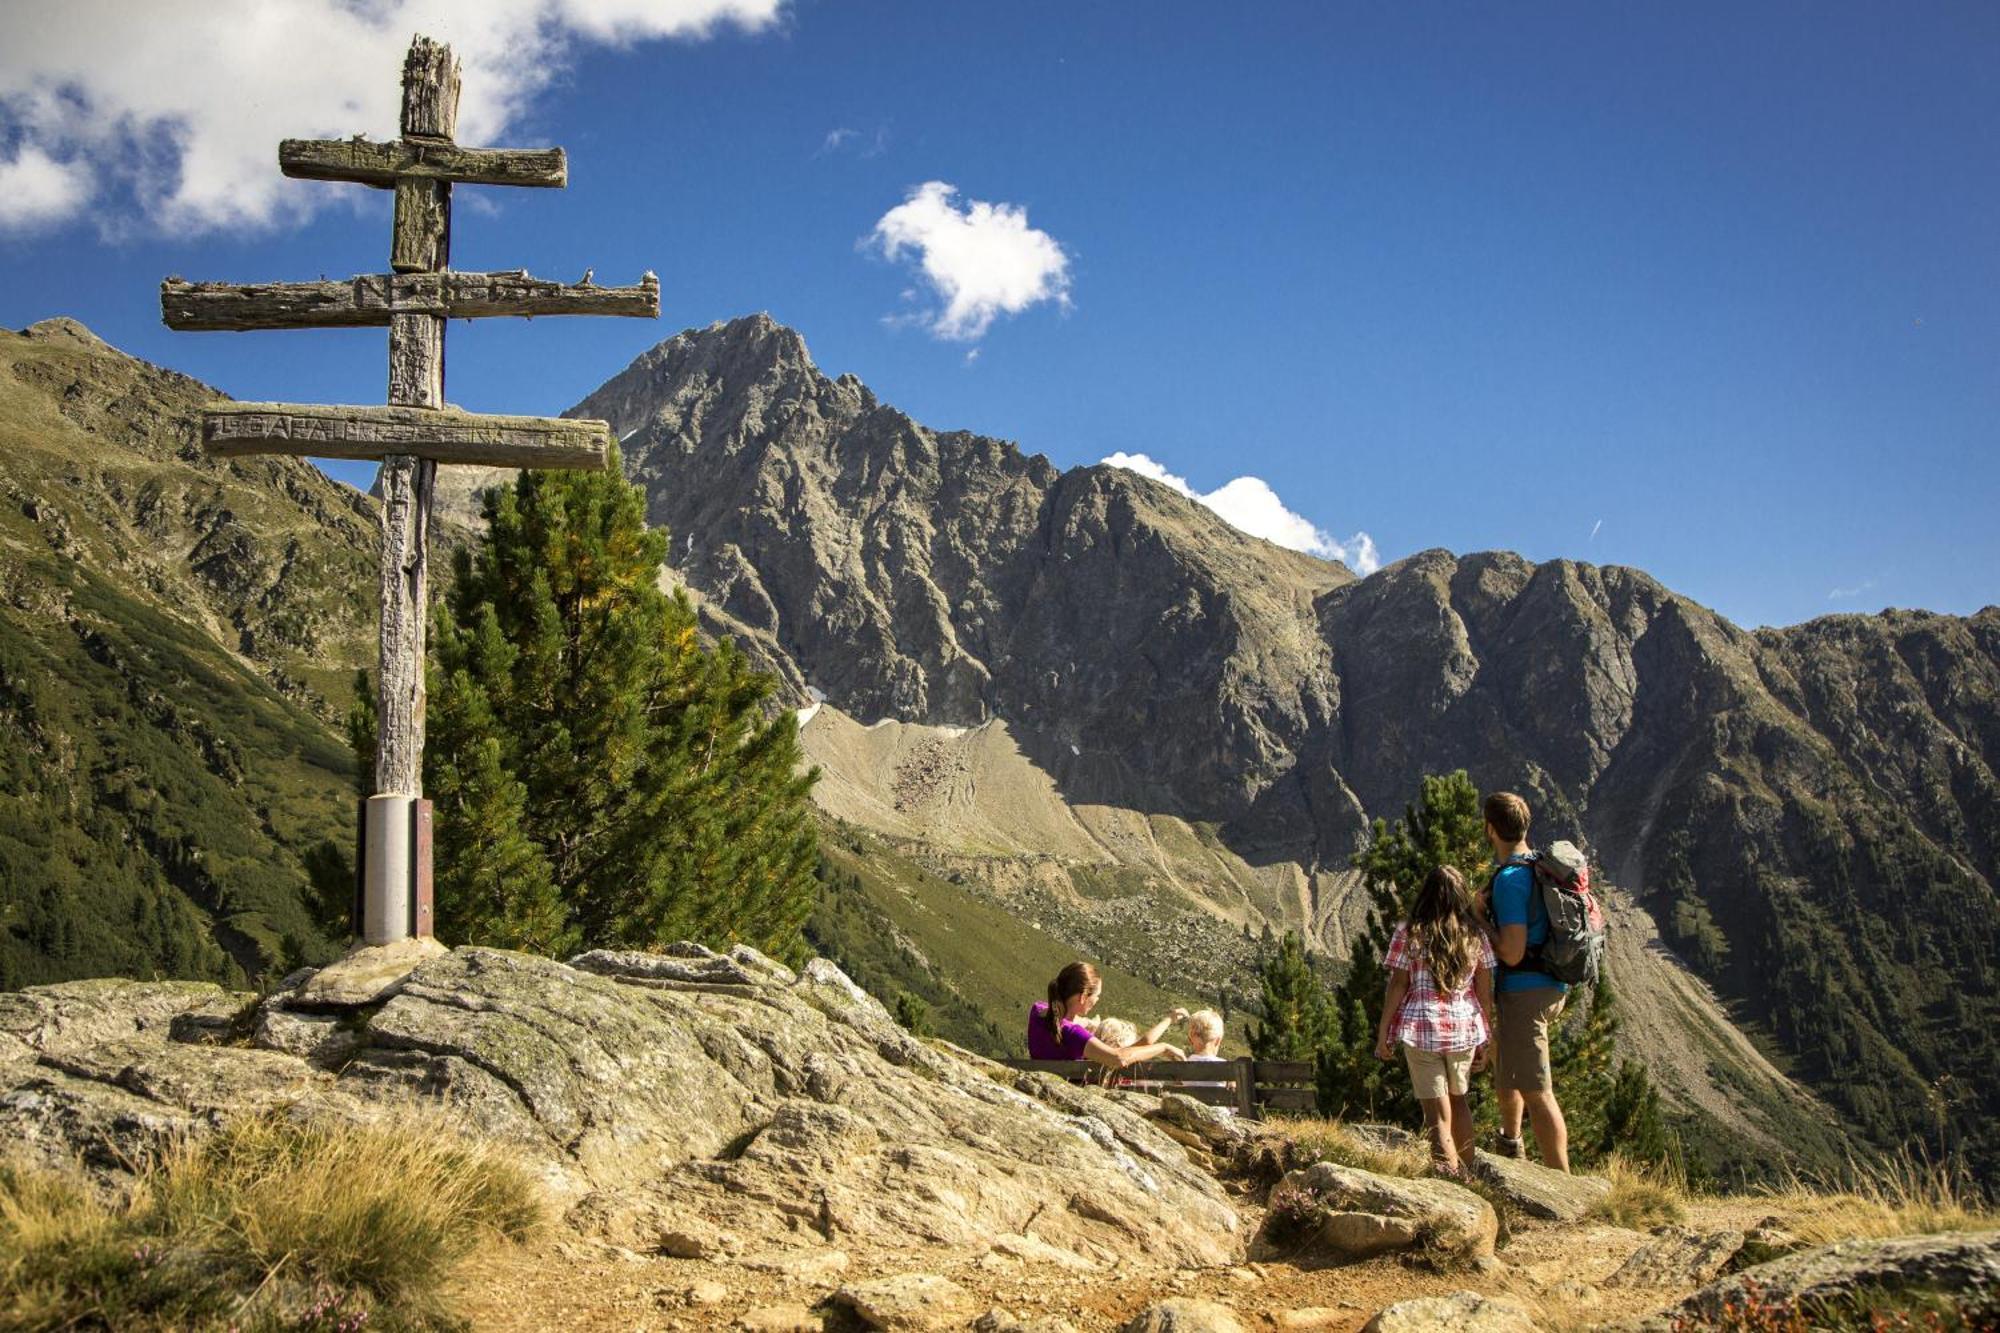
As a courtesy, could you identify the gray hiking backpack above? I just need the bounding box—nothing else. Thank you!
[1498,840,1607,986]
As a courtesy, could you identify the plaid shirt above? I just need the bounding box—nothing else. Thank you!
[1384,923,1496,1053]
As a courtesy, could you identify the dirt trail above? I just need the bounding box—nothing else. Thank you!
[458,1187,1779,1331]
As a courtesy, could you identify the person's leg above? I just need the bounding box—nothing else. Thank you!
[1448,1093,1476,1161]
[1418,1095,1457,1171]
[1404,1046,1459,1172]
[1514,991,1569,1172]
[1523,1089,1570,1173]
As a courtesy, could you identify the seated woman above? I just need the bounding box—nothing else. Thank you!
[1028,962,1186,1071]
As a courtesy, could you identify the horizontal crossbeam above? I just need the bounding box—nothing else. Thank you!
[162,270,659,331]
[203,403,611,468]
[279,137,566,188]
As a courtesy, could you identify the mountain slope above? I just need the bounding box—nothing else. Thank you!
[550,316,2000,1172]
[0,319,377,985]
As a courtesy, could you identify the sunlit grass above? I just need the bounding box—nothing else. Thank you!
[0,1113,544,1332]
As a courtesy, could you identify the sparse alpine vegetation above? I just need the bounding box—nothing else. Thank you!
[0,1115,542,1332]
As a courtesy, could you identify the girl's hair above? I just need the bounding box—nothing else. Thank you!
[1187,1009,1224,1046]
[1408,866,1481,992]
[1045,962,1100,1041]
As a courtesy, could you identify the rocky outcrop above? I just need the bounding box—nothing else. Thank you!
[0,948,1241,1273]
[1253,1161,1498,1264]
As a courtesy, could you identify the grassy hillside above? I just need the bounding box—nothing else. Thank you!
[0,319,376,984]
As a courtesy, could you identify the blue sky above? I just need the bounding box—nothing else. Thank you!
[2,1,1995,628]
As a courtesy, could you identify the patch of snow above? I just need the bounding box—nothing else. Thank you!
[796,685,827,729]
[1070,743,1080,756]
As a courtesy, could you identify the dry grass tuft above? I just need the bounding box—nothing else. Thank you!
[1588,1153,1690,1229]
[1762,1150,1997,1245]
[0,1113,544,1332]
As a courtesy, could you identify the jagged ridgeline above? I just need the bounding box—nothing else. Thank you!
[4,314,1998,1179]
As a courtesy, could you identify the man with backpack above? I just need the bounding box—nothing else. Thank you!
[1484,790,1575,1172]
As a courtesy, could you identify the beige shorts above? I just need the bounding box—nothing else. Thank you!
[1494,987,1566,1092]
[1402,1043,1475,1101]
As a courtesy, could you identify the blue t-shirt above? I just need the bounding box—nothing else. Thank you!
[1492,860,1568,994]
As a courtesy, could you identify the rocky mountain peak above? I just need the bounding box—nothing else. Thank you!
[20,316,109,349]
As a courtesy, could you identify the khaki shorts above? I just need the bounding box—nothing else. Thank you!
[1402,1043,1475,1101]
[1494,987,1566,1092]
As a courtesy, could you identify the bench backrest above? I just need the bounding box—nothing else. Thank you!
[995,1057,1314,1118]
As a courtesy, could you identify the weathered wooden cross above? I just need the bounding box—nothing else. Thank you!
[162,35,657,948]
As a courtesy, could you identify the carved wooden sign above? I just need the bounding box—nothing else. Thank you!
[161,35,658,949]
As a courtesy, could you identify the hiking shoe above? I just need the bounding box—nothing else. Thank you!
[1494,1133,1526,1159]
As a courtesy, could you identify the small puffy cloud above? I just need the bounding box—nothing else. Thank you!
[867,180,1071,341]
[1102,451,1381,574]
[0,0,787,235]
[0,145,93,230]
[1828,579,1878,601]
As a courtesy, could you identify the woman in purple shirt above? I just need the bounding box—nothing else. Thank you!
[1028,962,1185,1069]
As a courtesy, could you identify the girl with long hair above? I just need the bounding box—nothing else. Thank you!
[1029,962,1186,1069]
[1373,865,1498,1176]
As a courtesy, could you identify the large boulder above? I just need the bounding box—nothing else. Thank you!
[0,946,1241,1273]
[1674,1231,2000,1325]
[1468,1149,1611,1222]
[1251,1161,1498,1264]
[1361,1291,1542,1333]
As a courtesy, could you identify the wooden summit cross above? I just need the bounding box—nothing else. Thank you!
[162,36,658,948]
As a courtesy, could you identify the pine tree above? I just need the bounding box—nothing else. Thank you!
[1319,771,1489,1121]
[1551,968,1683,1169]
[356,448,822,963]
[1249,931,1335,1061]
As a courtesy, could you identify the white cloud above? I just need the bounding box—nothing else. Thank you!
[1101,451,1381,574]
[1828,579,1878,601]
[0,0,786,235]
[0,144,93,230]
[867,180,1071,341]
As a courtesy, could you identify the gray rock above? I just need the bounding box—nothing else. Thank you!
[0,978,228,1068]
[1362,1290,1542,1333]
[1120,1299,1247,1333]
[167,991,257,1045]
[1253,1161,1497,1264]
[835,1273,977,1330]
[291,937,449,1008]
[1605,1225,1747,1288]
[567,947,761,989]
[1676,1230,2000,1324]
[1469,1149,1613,1222]
[252,1004,360,1068]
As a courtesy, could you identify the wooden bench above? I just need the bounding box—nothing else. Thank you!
[996,1058,1315,1119]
